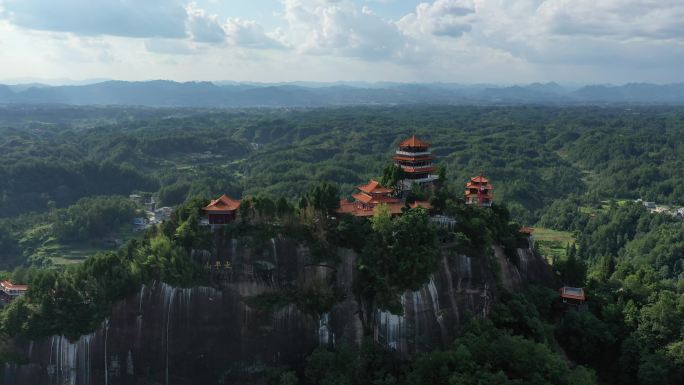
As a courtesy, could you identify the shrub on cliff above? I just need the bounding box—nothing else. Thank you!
[354,206,440,331]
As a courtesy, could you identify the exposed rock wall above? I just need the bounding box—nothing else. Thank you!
[2,236,556,385]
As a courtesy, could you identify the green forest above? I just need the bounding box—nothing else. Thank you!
[0,105,683,384]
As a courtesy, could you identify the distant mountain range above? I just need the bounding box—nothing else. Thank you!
[0,80,683,107]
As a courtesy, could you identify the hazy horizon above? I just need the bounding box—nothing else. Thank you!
[1,78,682,88]
[1,0,683,84]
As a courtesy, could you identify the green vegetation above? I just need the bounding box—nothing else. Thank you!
[539,199,684,384]
[533,227,575,263]
[1,105,684,384]
[282,292,596,385]
[354,206,441,332]
[0,196,143,268]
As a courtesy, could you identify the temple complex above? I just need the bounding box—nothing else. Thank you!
[337,180,405,217]
[465,174,494,207]
[336,135,439,218]
[393,135,438,191]
[202,194,241,225]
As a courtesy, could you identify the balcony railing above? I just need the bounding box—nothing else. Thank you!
[395,150,432,157]
[399,164,434,170]
[400,175,438,188]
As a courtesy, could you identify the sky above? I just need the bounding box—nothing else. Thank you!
[0,0,683,84]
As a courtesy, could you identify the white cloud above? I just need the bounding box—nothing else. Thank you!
[224,18,285,49]
[281,0,409,60]
[145,39,200,55]
[186,3,226,43]
[536,0,684,40]
[398,0,476,38]
[1,0,684,83]
[1,0,188,38]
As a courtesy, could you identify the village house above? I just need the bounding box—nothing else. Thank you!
[154,206,173,223]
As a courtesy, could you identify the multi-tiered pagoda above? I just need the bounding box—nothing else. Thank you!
[393,135,438,191]
[464,174,494,207]
[337,180,404,217]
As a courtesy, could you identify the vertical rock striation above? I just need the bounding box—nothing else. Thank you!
[3,237,556,384]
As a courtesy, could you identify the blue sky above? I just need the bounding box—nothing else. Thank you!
[0,0,683,84]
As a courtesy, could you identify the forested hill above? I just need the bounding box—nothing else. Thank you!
[1,81,684,106]
[0,104,683,385]
[1,105,683,222]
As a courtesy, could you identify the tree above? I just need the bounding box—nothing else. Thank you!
[354,207,439,333]
[381,164,404,191]
[302,182,340,215]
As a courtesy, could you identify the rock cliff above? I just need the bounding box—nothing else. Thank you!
[2,237,556,385]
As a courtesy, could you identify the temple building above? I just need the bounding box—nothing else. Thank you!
[202,194,241,225]
[1,280,27,304]
[337,180,405,217]
[465,174,494,207]
[393,135,438,191]
[559,286,586,307]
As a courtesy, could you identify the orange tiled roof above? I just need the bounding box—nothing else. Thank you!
[466,181,493,189]
[337,200,361,214]
[398,135,431,148]
[352,192,373,204]
[203,194,241,213]
[519,227,534,235]
[0,280,28,291]
[357,180,394,194]
[352,192,400,205]
[470,175,489,183]
[560,286,586,301]
[410,201,433,209]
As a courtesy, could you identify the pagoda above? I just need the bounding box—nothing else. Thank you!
[464,174,494,207]
[393,135,438,191]
[336,180,404,217]
[203,194,241,224]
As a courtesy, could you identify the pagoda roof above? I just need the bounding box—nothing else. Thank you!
[560,286,586,301]
[398,135,431,148]
[466,181,494,189]
[203,194,241,213]
[352,192,401,205]
[0,280,28,291]
[470,175,490,183]
[357,180,394,195]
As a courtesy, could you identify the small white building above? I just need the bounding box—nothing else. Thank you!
[154,207,173,222]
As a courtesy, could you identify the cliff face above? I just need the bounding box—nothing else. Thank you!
[2,237,556,385]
